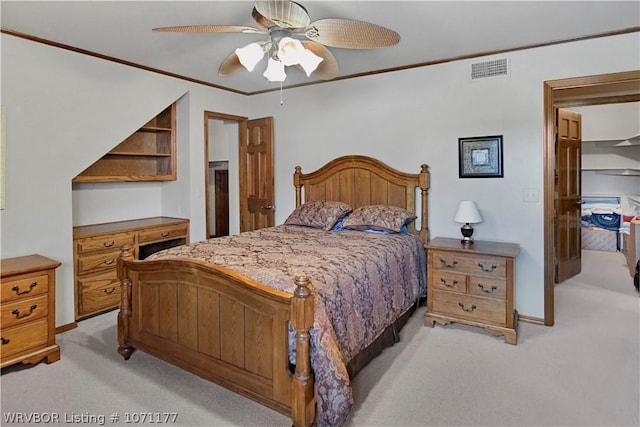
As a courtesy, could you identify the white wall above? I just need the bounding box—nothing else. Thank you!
[0,35,248,327]
[1,31,638,326]
[248,32,640,319]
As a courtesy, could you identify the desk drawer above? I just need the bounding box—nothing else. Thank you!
[80,284,120,315]
[76,232,135,254]
[77,251,120,275]
[78,270,120,316]
[139,223,188,244]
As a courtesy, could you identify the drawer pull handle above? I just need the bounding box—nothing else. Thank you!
[103,240,115,247]
[477,284,498,293]
[458,302,477,312]
[1,337,9,345]
[103,287,117,295]
[160,231,170,237]
[12,282,37,295]
[102,259,115,266]
[440,258,458,268]
[440,277,459,288]
[477,262,497,272]
[12,304,37,319]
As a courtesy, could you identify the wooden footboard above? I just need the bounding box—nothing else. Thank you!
[117,246,315,427]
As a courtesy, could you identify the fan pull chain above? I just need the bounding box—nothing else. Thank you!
[280,81,284,106]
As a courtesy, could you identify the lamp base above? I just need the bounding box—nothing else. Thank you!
[460,223,474,245]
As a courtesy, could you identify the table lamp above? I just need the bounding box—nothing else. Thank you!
[454,200,482,244]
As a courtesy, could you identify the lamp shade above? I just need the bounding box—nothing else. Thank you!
[235,43,265,72]
[262,57,287,82]
[454,201,482,224]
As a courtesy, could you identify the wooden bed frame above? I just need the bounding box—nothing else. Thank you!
[117,155,430,427]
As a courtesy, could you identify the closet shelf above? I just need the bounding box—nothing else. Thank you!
[584,168,640,176]
[139,126,172,133]
[106,152,172,157]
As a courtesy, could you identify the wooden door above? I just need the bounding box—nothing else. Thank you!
[214,170,229,237]
[555,109,583,283]
[239,117,274,232]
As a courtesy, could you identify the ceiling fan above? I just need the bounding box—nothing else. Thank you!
[153,0,400,82]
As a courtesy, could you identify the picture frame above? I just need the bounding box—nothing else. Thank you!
[0,108,5,209]
[458,135,503,178]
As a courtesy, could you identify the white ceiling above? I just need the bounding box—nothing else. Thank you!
[2,1,639,94]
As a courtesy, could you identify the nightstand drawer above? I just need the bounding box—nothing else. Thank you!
[1,295,48,328]
[432,291,506,326]
[0,318,49,359]
[468,275,507,300]
[1,274,48,303]
[432,271,467,293]
[76,233,135,254]
[432,251,506,277]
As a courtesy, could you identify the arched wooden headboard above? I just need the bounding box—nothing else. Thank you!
[294,155,430,243]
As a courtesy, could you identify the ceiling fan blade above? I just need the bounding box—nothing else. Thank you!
[304,18,400,49]
[255,0,310,28]
[153,25,264,34]
[218,52,244,76]
[252,7,276,30]
[299,40,338,80]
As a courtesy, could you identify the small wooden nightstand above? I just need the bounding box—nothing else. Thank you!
[425,237,519,344]
[1,255,61,367]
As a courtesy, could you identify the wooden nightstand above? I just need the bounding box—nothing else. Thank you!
[1,255,61,367]
[424,237,519,344]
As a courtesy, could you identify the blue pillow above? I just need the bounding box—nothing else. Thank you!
[332,216,408,234]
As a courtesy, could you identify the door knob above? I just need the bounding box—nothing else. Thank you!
[262,205,274,210]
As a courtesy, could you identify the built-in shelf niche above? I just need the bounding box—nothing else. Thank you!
[73,103,176,182]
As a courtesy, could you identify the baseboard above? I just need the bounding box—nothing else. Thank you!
[518,314,546,325]
[55,321,78,334]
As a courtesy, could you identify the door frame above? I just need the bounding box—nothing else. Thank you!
[543,70,640,326]
[204,111,248,238]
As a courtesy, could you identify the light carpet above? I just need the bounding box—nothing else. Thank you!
[1,250,638,426]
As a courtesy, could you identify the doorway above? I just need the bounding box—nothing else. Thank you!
[543,70,640,326]
[204,112,245,238]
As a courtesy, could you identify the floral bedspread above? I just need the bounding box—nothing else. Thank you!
[148,225,426,426]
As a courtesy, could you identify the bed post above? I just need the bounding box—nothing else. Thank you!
[419,164,430,242]
[117,245,135,360]
[294,166,303,208]
[291,275,315,427]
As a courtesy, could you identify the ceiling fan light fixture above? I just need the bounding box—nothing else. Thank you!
[263,57,287,82]
[277,37,305,66]
[277,36,323,76]
[298,48,323,76]
[235,42,265,72]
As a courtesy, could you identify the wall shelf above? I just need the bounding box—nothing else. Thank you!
[73,103,176,183]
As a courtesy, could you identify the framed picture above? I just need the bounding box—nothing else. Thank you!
[0,108,5,209]
[458,135,503,178]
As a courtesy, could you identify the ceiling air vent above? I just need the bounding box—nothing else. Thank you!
[471,58,509,80]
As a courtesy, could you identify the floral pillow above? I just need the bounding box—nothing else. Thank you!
[284,200,352,231]
[342,205,417,233]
